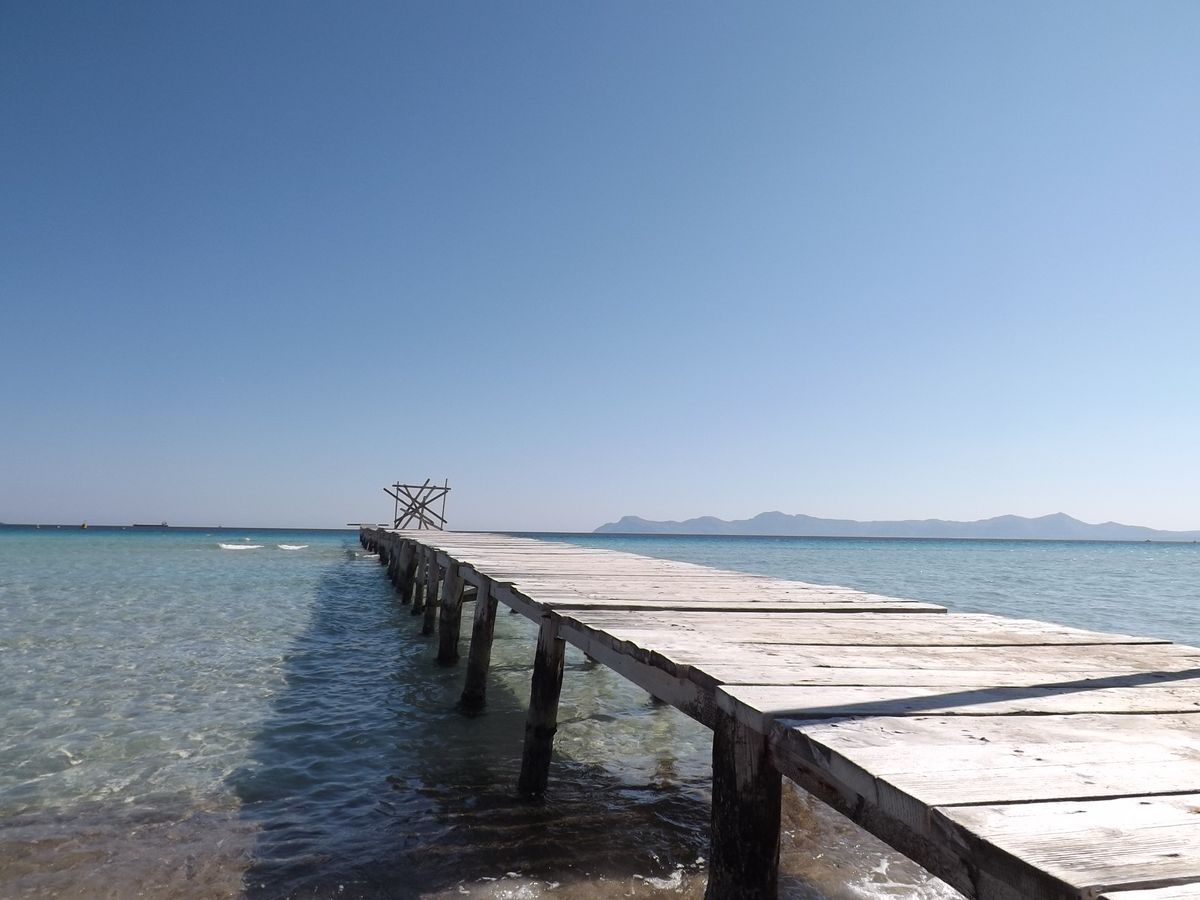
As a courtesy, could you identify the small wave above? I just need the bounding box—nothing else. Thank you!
[218,543,263,550]
[277,544,308,551]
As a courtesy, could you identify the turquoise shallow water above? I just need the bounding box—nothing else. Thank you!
[2,528,1198,899]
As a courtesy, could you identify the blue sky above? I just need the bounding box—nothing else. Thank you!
[3,2,1199,531]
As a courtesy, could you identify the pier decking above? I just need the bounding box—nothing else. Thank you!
[360,528,1200,900]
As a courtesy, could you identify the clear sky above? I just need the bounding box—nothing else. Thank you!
[3,2,1199,532]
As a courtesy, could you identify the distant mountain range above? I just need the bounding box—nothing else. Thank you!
[594,511,1200,542]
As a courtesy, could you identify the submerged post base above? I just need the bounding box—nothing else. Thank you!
[705,716,781,900]
[517,617,566,796]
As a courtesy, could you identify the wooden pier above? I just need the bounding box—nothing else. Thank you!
[359,528,1200,900]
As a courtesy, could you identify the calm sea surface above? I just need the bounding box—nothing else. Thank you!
[3,527,1198,899]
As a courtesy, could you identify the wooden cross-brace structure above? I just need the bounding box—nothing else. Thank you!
[384,479,450,530]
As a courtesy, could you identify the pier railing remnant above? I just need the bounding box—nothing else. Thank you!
[383,478,450,530]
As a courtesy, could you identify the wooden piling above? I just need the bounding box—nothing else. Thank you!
[705,716,781,900]
[421,554,441,636]
[460,580,498,710]
[390,540,406,597]
[411,545,427,614]
[517,616,566,797]
[437,563,466,664]
[386,538,400,583]
[396,541,416,604]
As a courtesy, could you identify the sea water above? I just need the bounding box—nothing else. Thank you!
[2,528,1198,899]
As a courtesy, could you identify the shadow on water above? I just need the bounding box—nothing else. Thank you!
[229,553,715,899]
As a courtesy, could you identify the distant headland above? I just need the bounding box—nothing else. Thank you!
[594,511,1200,542]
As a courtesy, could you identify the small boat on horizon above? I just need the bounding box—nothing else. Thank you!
[132,522,169,528]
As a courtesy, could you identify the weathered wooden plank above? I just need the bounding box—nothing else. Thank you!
[936,794,1200,897]
[548,610,1178,694]
[499,581,940,605]
[517,595,944,614]
[487,572,810,583]
[546,601,941,614]
[774,713,1200,807]
[686,643,1200,687]
[701,665,1200,688]
[497,576,904,593]
[791,712,1200,752]
[562,610,1167,646]
[720,683,1200,728]
[1100,886,1200,899]
[679,643,1200,674]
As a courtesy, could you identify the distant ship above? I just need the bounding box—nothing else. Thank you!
[132,522,169,528]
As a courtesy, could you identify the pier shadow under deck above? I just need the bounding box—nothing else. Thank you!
[360,528,1200,900]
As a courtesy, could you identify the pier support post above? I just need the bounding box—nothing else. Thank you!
[411,546,427,614]
[517,616,566,797]
[386,539,401,584]
[437,563,465,664]
[392,541,410,600]
[422,554,441,636]
[397,541,416,604]
[705,716,781,900]
[460,580,498,710]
